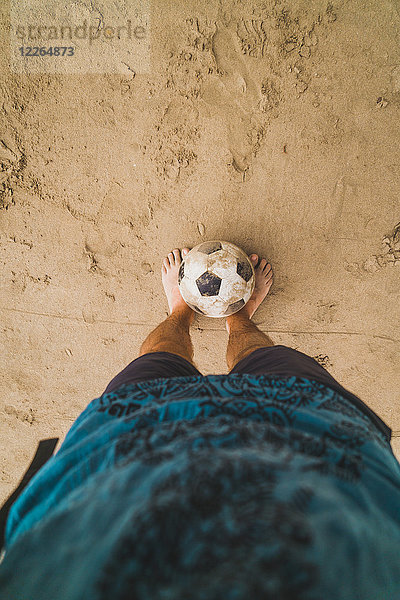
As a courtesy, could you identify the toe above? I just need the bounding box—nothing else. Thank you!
[259,258,267,270]
[163,257,170,269]
[168,251,175,264]
[249,254,258,263]
[172,249,181,263]
[263,261,271,271]
[263,264,273,280]
[182,247,190,256]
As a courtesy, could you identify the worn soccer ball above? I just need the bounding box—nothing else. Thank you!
[178,240,255,317]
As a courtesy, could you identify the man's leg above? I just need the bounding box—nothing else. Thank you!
[139,309,195,365]
[225,312,274,371]
[138,248,196,366]
[226,254,274,371]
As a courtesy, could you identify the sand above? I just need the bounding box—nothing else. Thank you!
[1,0,400,505]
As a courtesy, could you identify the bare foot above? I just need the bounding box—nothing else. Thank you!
[226,254,273,332]
[161,247,194,320]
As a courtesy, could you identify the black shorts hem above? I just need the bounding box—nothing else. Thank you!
[102,347,392,442]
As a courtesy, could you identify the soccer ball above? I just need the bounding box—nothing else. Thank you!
[178,240,255,317]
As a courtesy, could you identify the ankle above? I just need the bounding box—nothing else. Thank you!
[226,309,251,334]
[169,308,194,328]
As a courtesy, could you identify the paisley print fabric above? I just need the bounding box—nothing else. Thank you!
[1,373,399,599]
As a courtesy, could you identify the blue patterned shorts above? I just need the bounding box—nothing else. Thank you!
[103,346,391,441]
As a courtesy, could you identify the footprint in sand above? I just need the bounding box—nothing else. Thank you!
[201,25,263,174]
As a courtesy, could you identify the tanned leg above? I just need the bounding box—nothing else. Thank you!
[138,248,197,366]
[225,255,274,371]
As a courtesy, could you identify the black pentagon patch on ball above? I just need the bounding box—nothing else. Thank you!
[186,302,205,314]
[236,260,252,282]
[196,271,222,296]
[178,262,185,284]
[224,298,245,315]
[197,241,223,254]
